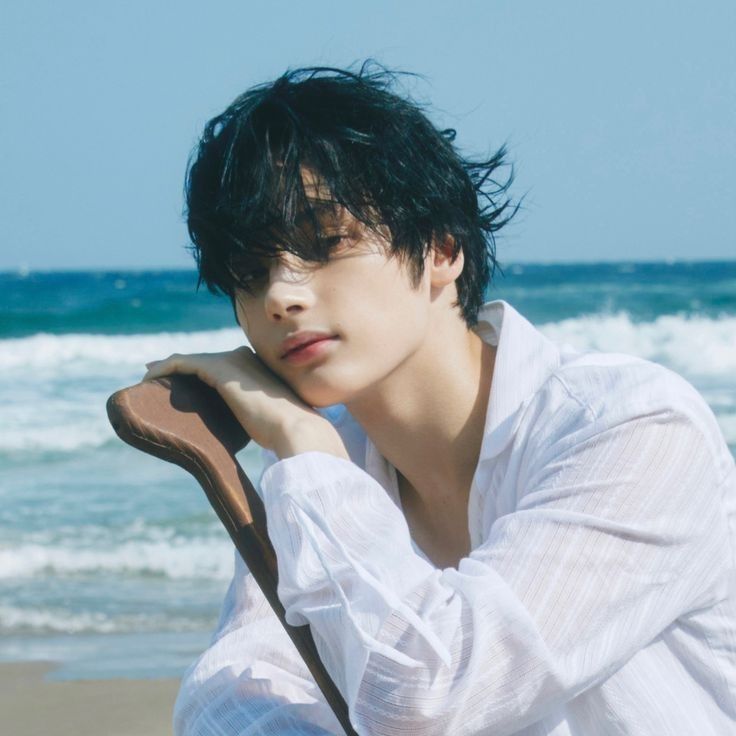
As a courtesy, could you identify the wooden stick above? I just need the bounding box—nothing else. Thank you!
[107,374,357,735]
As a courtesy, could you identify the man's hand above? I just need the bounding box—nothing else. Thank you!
[142,346,349,461]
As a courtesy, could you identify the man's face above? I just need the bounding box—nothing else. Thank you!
[234,207,435,408]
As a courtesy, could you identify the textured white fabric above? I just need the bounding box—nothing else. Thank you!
[173,300,736,735]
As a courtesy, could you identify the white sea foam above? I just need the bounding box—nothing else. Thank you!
[0,537,233,581]
[0,329,245,452]
[0,605,122,634]
[538,312,736,379]
[0,328,247,372]
[0,605,211,634]
[0,418,113,453]
[0,390,116,452]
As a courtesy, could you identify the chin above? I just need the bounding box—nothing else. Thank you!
[286,354,382,408]
[297,386,346,409]
[292,374,361,409]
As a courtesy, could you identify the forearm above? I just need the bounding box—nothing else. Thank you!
[272,417,351,461]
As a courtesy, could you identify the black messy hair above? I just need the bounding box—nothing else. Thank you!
[186,62,516,327]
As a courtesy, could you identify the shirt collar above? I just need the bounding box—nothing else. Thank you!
[473,299,561,460]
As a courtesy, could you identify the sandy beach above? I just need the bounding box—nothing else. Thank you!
[1,661,180,736]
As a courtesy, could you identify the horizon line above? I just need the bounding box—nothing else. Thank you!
[2,256,736,277]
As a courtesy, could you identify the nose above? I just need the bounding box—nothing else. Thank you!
[263,255,317,321]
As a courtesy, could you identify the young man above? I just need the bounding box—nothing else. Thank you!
[144,66,736,735]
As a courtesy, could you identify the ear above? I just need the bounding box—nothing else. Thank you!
[428,234,464,288]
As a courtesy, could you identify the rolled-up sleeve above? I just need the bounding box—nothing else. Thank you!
[259,405,730,735]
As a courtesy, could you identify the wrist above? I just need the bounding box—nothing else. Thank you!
[274,417,350,461]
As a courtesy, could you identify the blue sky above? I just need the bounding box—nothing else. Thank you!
[1,1,734,271]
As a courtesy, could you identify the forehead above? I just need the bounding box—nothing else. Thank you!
[300,167,330,199]
[262,164,375,240]
[293,170,348,226]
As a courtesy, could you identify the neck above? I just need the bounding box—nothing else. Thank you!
[344,309,495,513]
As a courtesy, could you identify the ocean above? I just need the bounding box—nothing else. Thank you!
[1,262,735,681]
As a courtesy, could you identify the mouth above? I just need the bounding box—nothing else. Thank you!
[282,336,339,365]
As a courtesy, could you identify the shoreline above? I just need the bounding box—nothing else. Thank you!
[2,661,180,736]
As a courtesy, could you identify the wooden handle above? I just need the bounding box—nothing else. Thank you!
[106,375,357,735]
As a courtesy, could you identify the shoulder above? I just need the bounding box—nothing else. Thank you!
[550,351,708,421]
[521,350,731,478]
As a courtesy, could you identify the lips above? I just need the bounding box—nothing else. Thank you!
[280,331,338,358]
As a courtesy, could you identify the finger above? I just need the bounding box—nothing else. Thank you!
[142,354,187,381]
[142,360,166,381]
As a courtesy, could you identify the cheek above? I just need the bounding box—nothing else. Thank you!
[235,302,267,355]
[234,296,254,334]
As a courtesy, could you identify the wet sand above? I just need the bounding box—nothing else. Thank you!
[1,661,180,736]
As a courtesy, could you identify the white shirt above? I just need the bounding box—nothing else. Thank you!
[173,300,736,735]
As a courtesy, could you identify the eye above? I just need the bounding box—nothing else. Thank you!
[239,266,270,294]
[318,234,349,253]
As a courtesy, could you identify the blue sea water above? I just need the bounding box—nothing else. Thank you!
[1,262,735,681]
